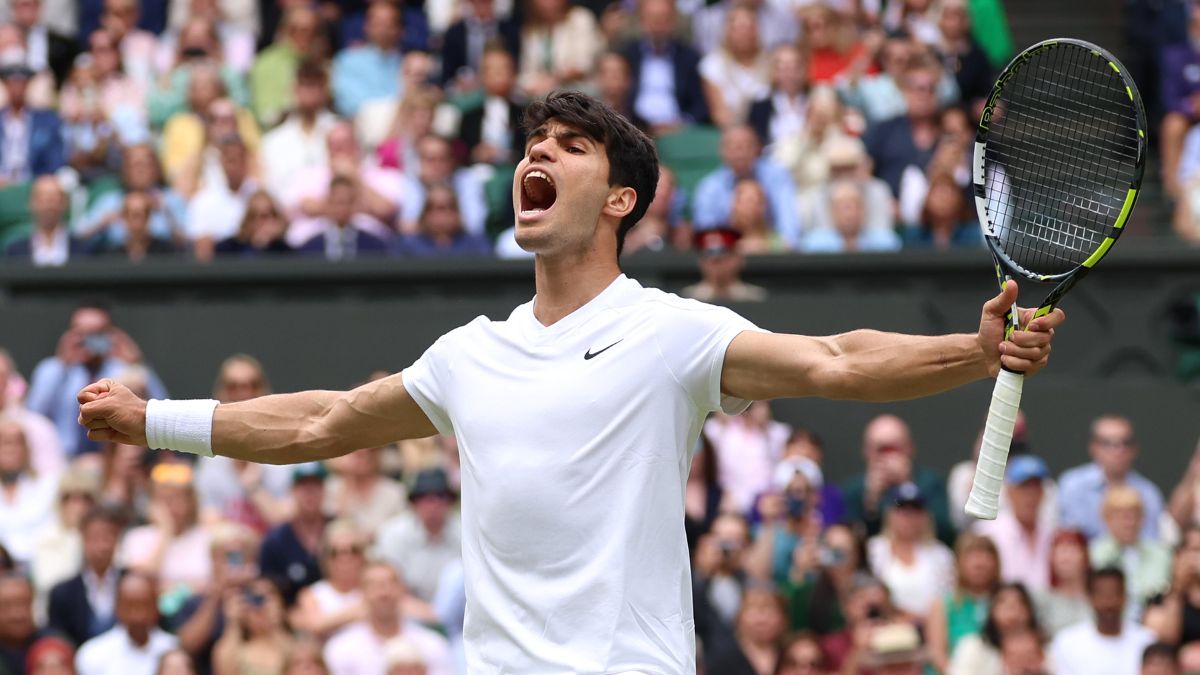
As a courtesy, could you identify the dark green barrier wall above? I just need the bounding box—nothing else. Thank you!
[2,242,1198,490]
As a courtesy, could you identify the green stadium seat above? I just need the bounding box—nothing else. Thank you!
[0,181,32,251]
[484,163,517,241]
[86,174,123,208]
[655,126,722,214]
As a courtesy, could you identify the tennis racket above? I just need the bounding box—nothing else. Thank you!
[963,38,1147,520]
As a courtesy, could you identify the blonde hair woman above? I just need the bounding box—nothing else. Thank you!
[865,482,954,620]
[699,3,770,127]
[289,519,368,639]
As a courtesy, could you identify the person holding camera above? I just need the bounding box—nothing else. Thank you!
[212,576,292,675]
[25,301,167,457]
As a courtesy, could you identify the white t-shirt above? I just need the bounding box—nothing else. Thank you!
[1048,621,1154,675]
[403,274,761,673]
[866,535,955,616]
[323,620,454,675]
[75,626,178,675]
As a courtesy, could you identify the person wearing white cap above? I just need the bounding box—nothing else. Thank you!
[746,456,823,584]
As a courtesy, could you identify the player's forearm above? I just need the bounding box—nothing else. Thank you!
[821,330,991,402]
[212,390,346,464]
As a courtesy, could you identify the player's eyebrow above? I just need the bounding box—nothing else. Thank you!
[524,126,597,153]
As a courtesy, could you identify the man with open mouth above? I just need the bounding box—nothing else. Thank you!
[78,91,1064,674]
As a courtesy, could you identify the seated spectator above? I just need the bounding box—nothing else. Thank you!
[212,576,292,675]
[146,17,250,128]
[772,86,857,194]
[974,455,1055,592]
[250,7,323,128]
[439,0,521,90]
[621,165,686,254]
[155,0,255,77]
[26,635,76,675]
[456,44,525,167]
[77,143,188,249]
[166,0,259,44]
[118,463,212,597]
[799,5,872,85]
[727,178,785,254]
[1160,3,1200,197]
[776,633,827,675]
[162,91,261,200]
[692,513,752,637]
[694,125,800,247]
[3,0,77,91]
[515,0,601,97]
[681,227,768,302]
[0,574,44,675]
[58,51,123,184]
[839,32,959,125]
[621,0,708,132]
[322,562,452,674]
[4,175,87,265]
[818,574,896,672]
[864,56,946,197]
[296,176,391,261]
[935,0,993,115]
[109,191,178,262]
[1145,527,1200,644]
[903,172,979,249]
[290,518,368,639]
[259,60,337,204]
[948,582,1041,675]
[31,470,100,603]
[781,428,846,527]
[0,349,63,476]
[324,447,406,533]
[748,455,823,585]
[371,85,442,174]
[260,462,328,606]
[699,5,770,127]
[0,54,63,184]
[282,640,327,675]
[0,27,55,109]
[797,136,896,237]
[100,0,162,88]
[705,400,788,516]
[846,620,927,675]
[1035,530,1094,639]
[882,0,943,46]
[780,519,860,636]
[999,627,1047,675]
[395,185,491,257]
[689,0,797,58]
[1059,415,1165,541]
[400,135,488,237]
[47,504,124,648]
[801,179,902,253]
[26,302,167,457]
[377,469,461,604]
[594,51,650,132]
[185,135,260,259]
[1049,568,1155,675]
[747,45,809,150]
[1141,642,1180,675]
[332,0,405,117]
[703,585,787,675]
[213,190,292,258]
[0,417,58,564]
[76,572,178,675]
[1090,486,1172,617]
[925,534,1001,673]
[157,648,198,675]
[383,637,428,675]
[866,482,955,619]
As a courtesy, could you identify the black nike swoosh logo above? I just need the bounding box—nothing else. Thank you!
[584,339,623,360]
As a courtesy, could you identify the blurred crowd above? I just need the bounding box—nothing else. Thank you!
[2,302,1200,675]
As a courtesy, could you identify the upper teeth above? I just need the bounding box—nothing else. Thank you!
[524,170,553,187]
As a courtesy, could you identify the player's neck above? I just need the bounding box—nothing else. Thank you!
[532,253,622,327]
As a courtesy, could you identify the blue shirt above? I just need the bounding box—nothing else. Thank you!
[395,232,493,257]
[77,189,188,248]
[800,226,902,253]
[1057,462,1165,541]
[692,159,801,248]
[332,46,403,117]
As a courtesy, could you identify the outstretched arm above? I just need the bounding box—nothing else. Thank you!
[721,281,1065,402]
[78,372,438,464]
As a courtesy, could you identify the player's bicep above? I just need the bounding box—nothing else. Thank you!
[720,331,841,401]
[322,372,439,447]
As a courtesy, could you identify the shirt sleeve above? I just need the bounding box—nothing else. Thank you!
[403,325,474,438]
[652,298,765,415]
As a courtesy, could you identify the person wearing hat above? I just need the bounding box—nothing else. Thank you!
[866,481,955,619]
[845,620,927,675]
[259,461,330,606]
[377,468,461,604]
[0,48,64,183]
[681,227,768,303]
[973,455,1056,592]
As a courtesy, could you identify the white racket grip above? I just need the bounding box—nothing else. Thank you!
[965,369,1025,520]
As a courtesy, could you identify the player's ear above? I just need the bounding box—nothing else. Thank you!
[602,186,636,220]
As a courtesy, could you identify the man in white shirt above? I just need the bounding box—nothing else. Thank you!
[260,61,338,202]
[75,572,178,675]
[323,562,453,675]
[377,468,462,603]
[79,91,1064,673]
[1049,567,1155,675]
[185,136,259,256]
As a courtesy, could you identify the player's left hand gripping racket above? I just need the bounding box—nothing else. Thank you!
[964,38,1147,520]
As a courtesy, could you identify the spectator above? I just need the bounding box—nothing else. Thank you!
[399,135,488,238]
[796,135,896,239]
[1142,642,1180,675]
[998,627,1047,675]
[1144,527,1200,645]
[59,28,149,148]
[693,513,752,636]
[903,171,978,248]
[780,521,860,635]
[100,0,161,88]
[693,125,800,247]
[704,399,788,515]
[1034,530,1093,639]
[772,86,855,196]
[515,0,601,97]
[163,91,261,201]
[1090,486,1172,616]
[0,54,64,183]
[0,349,64,477]
[47,504,123,648]
[974,455,1055,592]
[76,572,178,675]
[703,585,787,675]
[774,633,826,675]
[250,7,323,129]
[166,0,259,45]
[370,83,441,174]
[26,302,167,456]
[935,0,993,115]
[157,0,256,77]
[31,470,101,606]
[146,18,251,128]
[439,0,521,90]
[118,463,212,596]
[212,576,292,675]
[864,56,946,197]
[109,191,178,262]
[322,562,452,675]
[259,462,328,607]
[456,45,525,167]
[780,428,846,527]
[213,190,292,257]
[26,635,75,675]
[621,164,685,254]
[818,574,895,672]
[95,441,150,515]
[282,639,328,675]
[5,175,87,265]
[847,620,927,675]
[185,135,260,259]
[377,468,461,604]
[1049,568,1155,675]
[748,455,823,585]
[324,447,406,533]
[841,414,954,544]
[866,481,954,619]
[800,179,902,253]
[0,25,55,109]
[728,178,784,254]
[58,51,122,183]
[1059,415,1165,541]
[925,533,1000,673]
[296,175,391,261]
[689,0,797,58]
[157,648,198,675]
[396,186,492,257]
[259,60,336,204]
[882,0,942,46]
[699,5,770,128]
[0,574,43,675]
[839,33,959,126]
[747,45,809,150]
[799,5,872,86]
[621,0,708,132]
[290,519,367,641]
[0,417,58,563]
[4,0,77,89]
[594,51,650,132]
[1160,2,1200,196]
[681,227,768,302]
[77,143,188,249]
[948,582,1040,675]
[331,0,405,117]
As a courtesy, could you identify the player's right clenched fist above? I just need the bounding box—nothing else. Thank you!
[77,379,148,447]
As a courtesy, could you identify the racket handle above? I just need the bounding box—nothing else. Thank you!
[964,369,1024,520]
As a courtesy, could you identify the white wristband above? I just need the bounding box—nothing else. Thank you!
[145,399,220,457]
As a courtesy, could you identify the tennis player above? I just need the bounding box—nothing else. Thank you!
[78,92,1062,674]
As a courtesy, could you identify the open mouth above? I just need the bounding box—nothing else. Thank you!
[519,169,557,217]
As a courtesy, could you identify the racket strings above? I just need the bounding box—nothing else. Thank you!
[982,43,1139,276]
